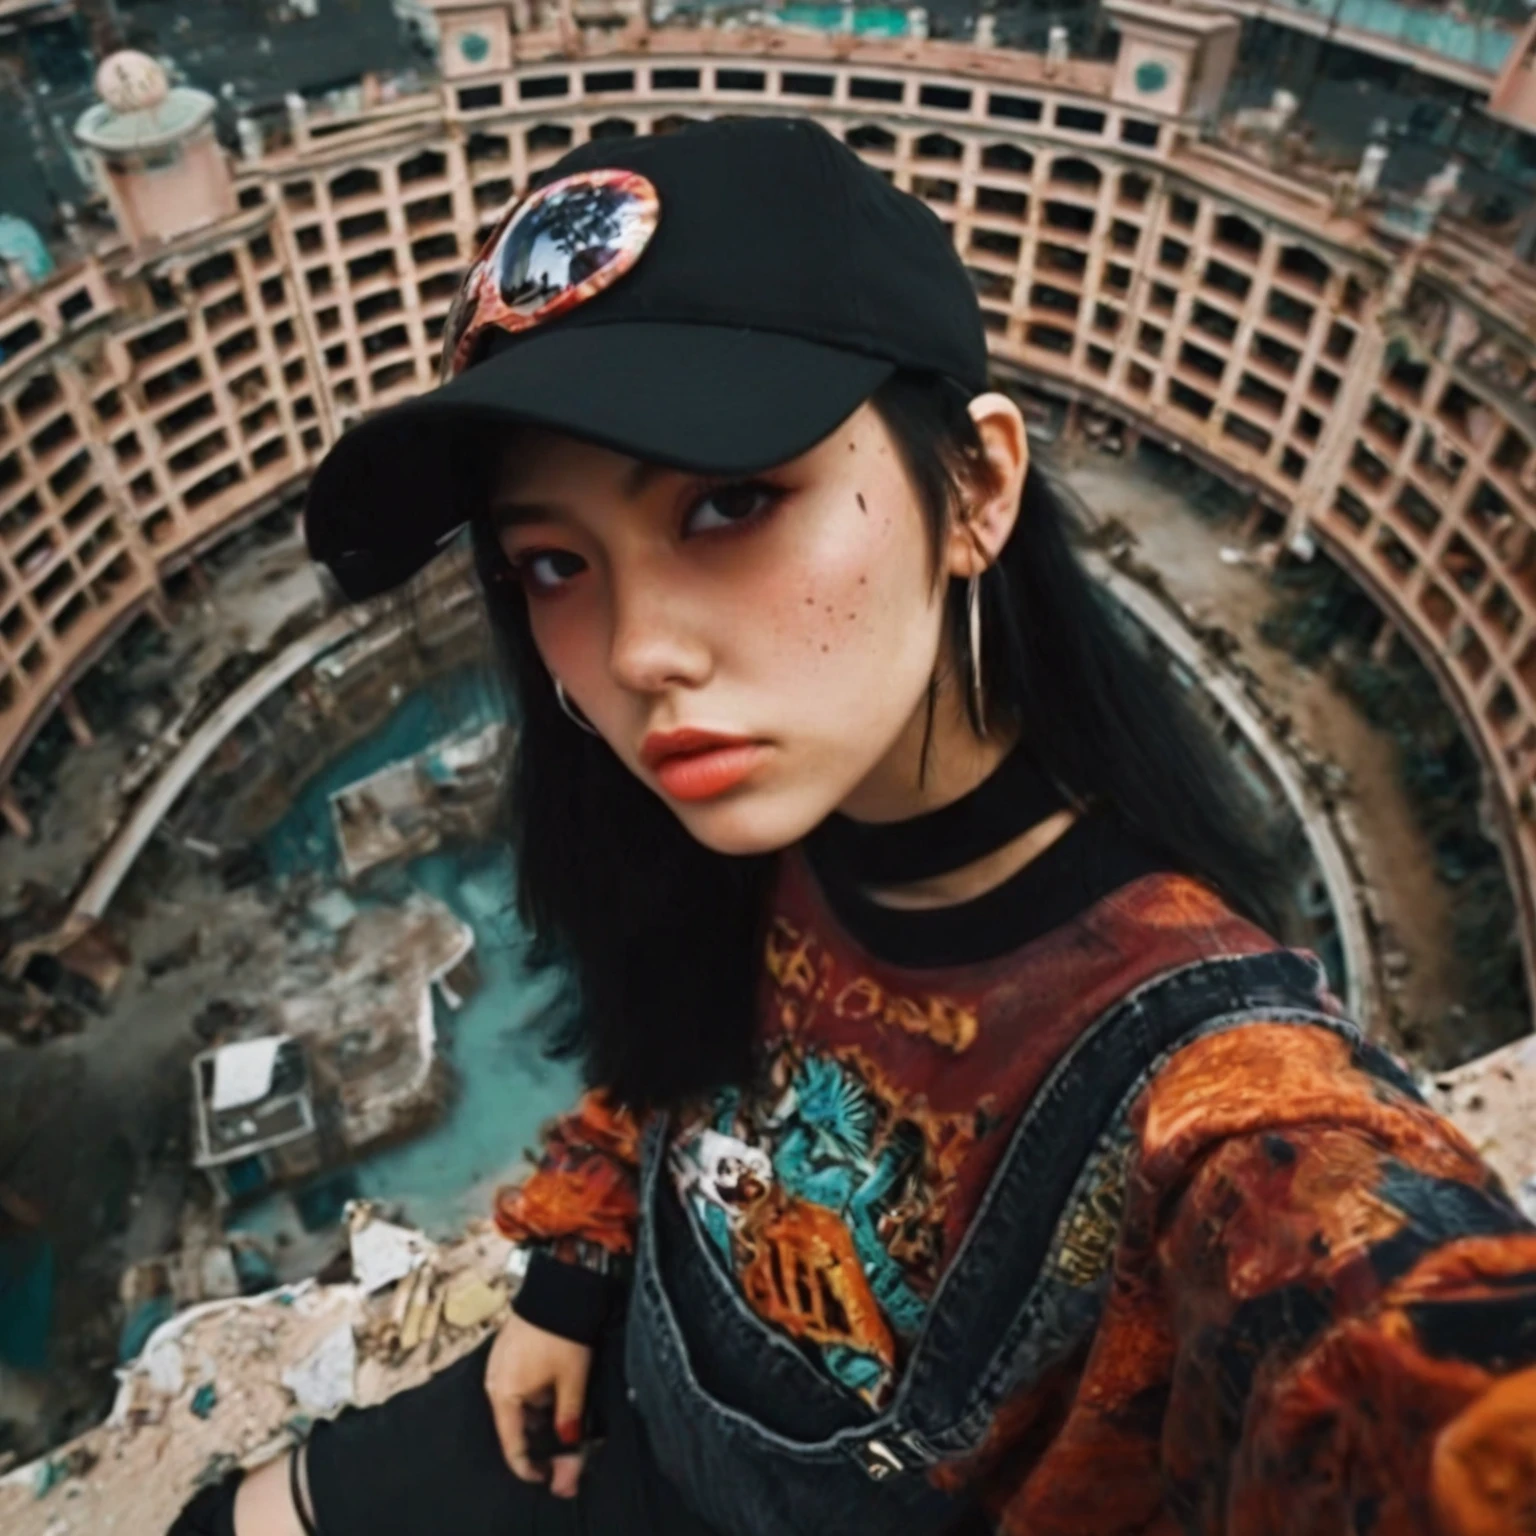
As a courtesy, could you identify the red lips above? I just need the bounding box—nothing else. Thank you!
[640,729,768,802]
[640,728,753,769]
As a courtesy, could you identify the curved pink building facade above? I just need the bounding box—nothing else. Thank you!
[2,10,1535,995]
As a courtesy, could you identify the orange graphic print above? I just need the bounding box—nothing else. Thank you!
[737,1197,897,1365]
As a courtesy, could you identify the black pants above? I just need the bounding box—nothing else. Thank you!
[304,1326,720,1536]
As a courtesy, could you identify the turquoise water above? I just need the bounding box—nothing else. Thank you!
[778,4,909,35]
[1263,0,1513,70]
[243,670,582,1241]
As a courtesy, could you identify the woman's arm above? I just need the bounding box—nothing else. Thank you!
[1137,1024,1536,1534]
[493,1089,644,1344]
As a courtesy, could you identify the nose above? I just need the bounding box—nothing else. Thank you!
[606,563,712,696]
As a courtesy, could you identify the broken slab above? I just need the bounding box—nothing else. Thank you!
[0,1222,513,1536]
[1428,1033,1536,1221]
[347,1206,430,1295]
[280,1323,356,1416]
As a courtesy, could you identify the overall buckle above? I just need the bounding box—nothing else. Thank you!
[856,1432,939,1480]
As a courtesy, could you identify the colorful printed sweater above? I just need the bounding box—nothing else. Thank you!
[495,817,1536,1534]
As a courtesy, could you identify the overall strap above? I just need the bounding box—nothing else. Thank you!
[890,948,1386,1455]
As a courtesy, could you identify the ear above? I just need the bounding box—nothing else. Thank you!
[943,392,1030,580]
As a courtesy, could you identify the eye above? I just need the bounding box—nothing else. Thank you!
[683,481,781,537]
[514,548,586,593]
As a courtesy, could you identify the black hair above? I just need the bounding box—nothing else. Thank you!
[470,371,1287,1111]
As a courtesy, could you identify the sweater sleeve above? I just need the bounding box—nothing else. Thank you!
[1135,1024,1536,1535]
[492,1089,644,1344]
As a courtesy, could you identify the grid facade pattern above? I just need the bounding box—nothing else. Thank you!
[2,30,1534,974]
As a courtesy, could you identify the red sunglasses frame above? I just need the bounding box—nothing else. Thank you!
[439,167,661,383]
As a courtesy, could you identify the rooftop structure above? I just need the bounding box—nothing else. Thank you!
[1205,0,1524,87]
[72,50,236,253]
[0,2,1534,1032]
[191,1033,321,1200]
[330,718,509,881]
[189,891,478,1201]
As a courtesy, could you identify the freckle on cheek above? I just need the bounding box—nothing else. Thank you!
[820,643,829,653]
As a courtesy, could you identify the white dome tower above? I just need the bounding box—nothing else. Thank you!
[73,51,235,249]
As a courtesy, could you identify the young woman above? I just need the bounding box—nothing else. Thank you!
[175,116,1536,1536]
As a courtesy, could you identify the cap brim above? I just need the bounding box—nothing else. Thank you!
[304,321,893,601]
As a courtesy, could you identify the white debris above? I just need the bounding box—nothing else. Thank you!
[209,1036,286,1111]
[198,1246,241,1301]
[308,889,359,933]
[1518,1175,1536,1227]
[142,1338,184,1397]
[349,1214,429,1295]
[280,1323,356,1416]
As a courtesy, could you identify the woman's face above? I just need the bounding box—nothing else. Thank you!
[489,401,958,855]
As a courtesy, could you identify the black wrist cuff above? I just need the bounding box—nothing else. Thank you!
[512,1250,615,1345]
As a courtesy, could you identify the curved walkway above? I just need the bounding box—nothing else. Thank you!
[1085,552,1378,1027]
[70,608,374,923]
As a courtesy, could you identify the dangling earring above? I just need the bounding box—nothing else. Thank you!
[554,678,600,737]
[967,571,987,738]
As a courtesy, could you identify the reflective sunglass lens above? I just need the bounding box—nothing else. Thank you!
[440,169,659,381]
[493,175,656,316]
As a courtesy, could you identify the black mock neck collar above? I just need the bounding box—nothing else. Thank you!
[805,737,1069,887]
[801,743,1172,970]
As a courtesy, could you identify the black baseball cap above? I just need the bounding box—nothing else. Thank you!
[304,115,989,602]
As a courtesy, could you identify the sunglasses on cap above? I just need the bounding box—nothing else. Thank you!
[440,168,661,383]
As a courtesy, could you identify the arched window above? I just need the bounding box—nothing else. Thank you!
[914,132,963,161]
[1214,212,1263,258]
[1278,244,1332,290]
[398,149,447,186]
[981,142,1033,175]
[846,123,897,153]
[329,166,381,201]
[1048,156,1101,189]
[526,123,573,152]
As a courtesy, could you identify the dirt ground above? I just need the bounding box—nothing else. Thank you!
[1061,452,1466,1049]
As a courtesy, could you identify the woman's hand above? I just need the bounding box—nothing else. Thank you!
[484,1312,594,1499]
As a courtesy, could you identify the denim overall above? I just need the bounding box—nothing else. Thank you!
[624,949,1419,1536]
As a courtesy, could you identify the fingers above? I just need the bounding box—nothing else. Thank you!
[549,1451,585,1501]
[547,1352,592,1500]
[488,1381,539,1482]
[553,1352,591,1452]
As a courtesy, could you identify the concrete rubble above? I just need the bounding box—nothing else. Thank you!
[189,893,479,1203]
[0,1204,515,1535]
[1428,1035,1536,1224]
[330,721,510,882]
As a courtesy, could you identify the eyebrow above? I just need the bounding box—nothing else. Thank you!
[489,458,675,531]
[488,499,566,532]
